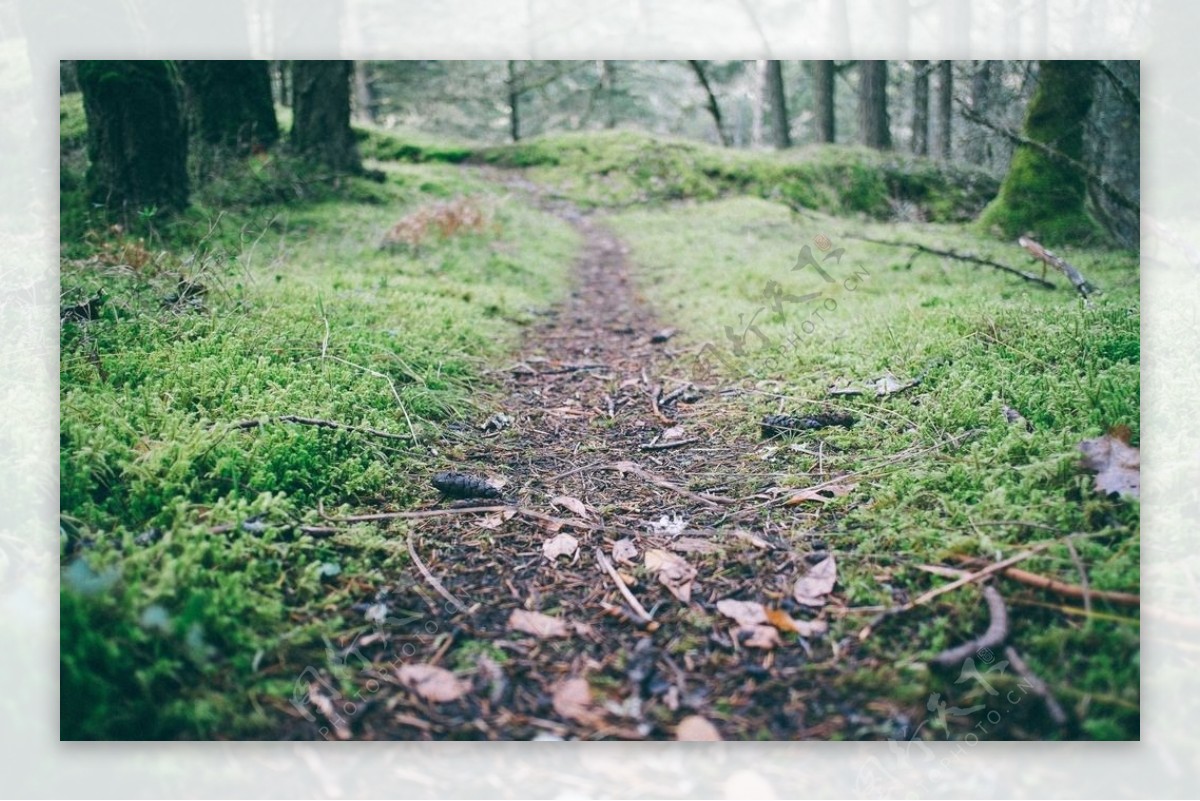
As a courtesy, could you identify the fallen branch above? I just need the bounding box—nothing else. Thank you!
[858,542,1050,640]
[1004,645,1069,727]
[231,414,412,441]
[407,529,469,615]
[1019,237,1098,298]
[951,555,1139,607]
[842,232,1056,289]
[323,505,513,523]
[929,584,1009,668]
[594,546,655,626]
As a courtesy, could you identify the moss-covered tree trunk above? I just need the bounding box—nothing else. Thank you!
[979,60,1098,243]
[77,60,189,214]
[813,60,835,143]
[858,60,891,150]
[178,60,279,151]
[291,60,361,173]
[766,60,791,149]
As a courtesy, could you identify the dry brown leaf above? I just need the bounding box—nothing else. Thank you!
[732,529,771,550]
[793,555,837,607]
[716,598,768,628]
[396,664,469,703]
[765,608,828,638]
[306,681,351,740]
[551,495,592,519]
[738,625,783,649]
[669,536,722,554]
[1079,431,1140,500]
[552,677,601,725]
[507,609,571,639]
[478,509,516,530]
[783,482,857,505]
[612,538,638,565]
[645,548,697,603]
[676,715,723,741]
[542,532,579,561]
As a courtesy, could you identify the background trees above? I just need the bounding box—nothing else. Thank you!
[291,60,361,173]
[177,61,278,152]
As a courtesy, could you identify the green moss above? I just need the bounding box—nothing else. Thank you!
[978,61,1102,244]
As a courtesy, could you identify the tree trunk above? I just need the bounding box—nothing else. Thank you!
[766,59,791,149]
[353,61,378,124]
[507,60,521,142]
[178,60,279,151]
[276,61,291,108]
[600,60,617,129]
[935,59,953,160]
[291,60,361,173]
[858,60,891,150]
[979,61,1099,243]
[751,60,765,149]
[964,60,992,164]
[813,60,835,143]
[77,60,189,214]
[911,60,929,156]
[687,60,730,147]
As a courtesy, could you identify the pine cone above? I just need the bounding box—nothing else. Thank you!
[761,412,855,439]
[431,471,502,500]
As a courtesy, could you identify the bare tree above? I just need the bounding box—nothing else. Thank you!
[813,60,835,143]
[964,61,992,164]
[935,60,953,160]
[688,60,730,146]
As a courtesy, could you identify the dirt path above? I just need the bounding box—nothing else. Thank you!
[303,192,867,741]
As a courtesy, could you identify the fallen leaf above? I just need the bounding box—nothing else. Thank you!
[645,548,697,603]
[478,509,516,530]
[765,608,828,638]
[648,514,687,537]
[676,715,723,741]
[738,625,782,649]
[670,536,722,554]
[1079,431,1140,500]
[716,598,769,627]
[732,529,772,550]
[661,425,686,441]
[551,495,592,519]
[611,538,638,564]
[782,482,857,505]
[305,681,352,740]
[543,532,579,561]
[507,609,570,639]
[396,664,469,703]
[874,370,919,396]
[552,678,601,725]
[793,555,837,607]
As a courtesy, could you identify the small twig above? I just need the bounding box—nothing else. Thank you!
[230,414,412,441]
[323,355,420,443]
[407,529,469,615]
[323,505,513,523]
[639,438,700,451]
[605,461,733,507]
[1063,538,1093,618]
[594,546,654,625]
[1004,645,1069,727]
[858,542,1050,640]
[842,232,1057,289]
[929,584,1009,668]
[951,555,1138,607]
[1019,236,1099,298]
[648,386,674,425]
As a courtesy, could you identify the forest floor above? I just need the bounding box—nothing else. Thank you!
[58,108,1141,742]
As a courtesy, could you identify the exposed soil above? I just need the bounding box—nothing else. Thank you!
[283,190,896,742]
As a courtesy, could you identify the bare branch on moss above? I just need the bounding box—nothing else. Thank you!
[842,232,1057,289]
[1019,236,1099,297]
[230,414,412,441]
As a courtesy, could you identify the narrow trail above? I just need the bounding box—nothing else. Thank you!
[306,188,870,741]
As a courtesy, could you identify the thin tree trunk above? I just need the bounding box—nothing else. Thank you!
[600,60,617,129]
[688,60,730,147]
[353,61,377,124]
[936,59,953,160]
[276,61,290,108]
[911,60,929,156]
[858,60,891,149]
[766,59,791,149]
[964,60,992,164]
[507,60,521,142]
[751,60,765,149]
[813,60,835,143]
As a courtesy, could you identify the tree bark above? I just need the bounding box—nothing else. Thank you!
[507,60,521,142]
[178,60,279,151]
[77,60,189,214]
[935,59,953,160]
[600,60,618,129]
[688,60,730,147]
[291,60,361,173]
[276,61,291,108]
[751,60,765,149]
[911,60,929,156]
[858,60,891,150]
[979,61,1099,243]
[766,59,791,149]
[813,60,835,143]
[353,61,378,124]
